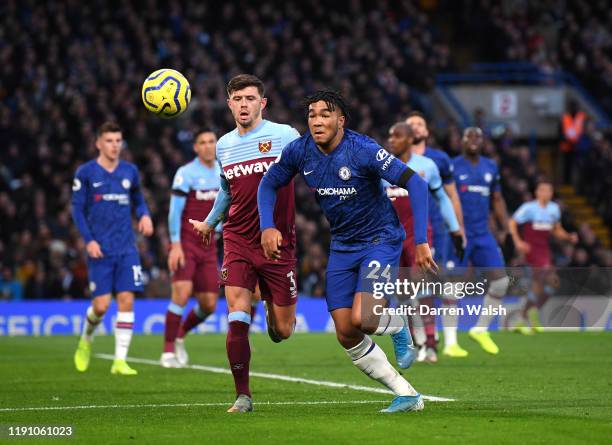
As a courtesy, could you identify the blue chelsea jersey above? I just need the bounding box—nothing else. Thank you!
[264,129,414,251]
[452,154,500,238]
[71,160,150,256]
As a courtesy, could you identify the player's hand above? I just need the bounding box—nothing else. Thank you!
[515,239,531,255]
[188,219,213,245]
[261,228,283,261]
[450,231,465,262]
[138,215,154,237]
[86,240,104,258]
[415,243,438,274]
[168,243,185,273]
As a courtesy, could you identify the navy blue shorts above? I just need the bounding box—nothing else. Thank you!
[87,251,144,297]
[446,233,505,269]
[325,241,401,312]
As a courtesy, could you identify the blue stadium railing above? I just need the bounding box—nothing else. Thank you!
[436,62,611,129]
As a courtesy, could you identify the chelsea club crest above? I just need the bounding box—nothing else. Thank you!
[338,166,351,181]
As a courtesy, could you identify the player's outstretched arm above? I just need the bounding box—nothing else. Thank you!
[552,222,579,244]
[492,191,510,241]
[432,186,464,261]
[189,177,232,245]
[71,172,103,258]
[509,218,530,254]
[403,173,437,274]
[258,175,283,260]
[168,193,187,271]
[257,140,301,260]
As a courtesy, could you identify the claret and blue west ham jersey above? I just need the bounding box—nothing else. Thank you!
[72,160,150,256]
[263,129,418,251]
[384,153,441,236]
[453,154,501,239]
[170,158,221,249]
[513,200,561,266]
[216,119,300,247]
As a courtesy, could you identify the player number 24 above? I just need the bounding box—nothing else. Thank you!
[366,260,392,282]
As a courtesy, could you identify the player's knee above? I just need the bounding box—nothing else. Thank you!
[275,320,294,340]
[92,299,110,316]
[197,294,217,314]
[488,276,510,298]
[335,330,363,350]
[350,311,362,330]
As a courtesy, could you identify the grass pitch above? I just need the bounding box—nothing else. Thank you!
[1,332,611,444]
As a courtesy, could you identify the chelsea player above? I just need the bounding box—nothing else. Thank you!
[258,91,436,413]
[451,127,511,355]
[72,122,153,375]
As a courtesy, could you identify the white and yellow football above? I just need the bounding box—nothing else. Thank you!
[141,69,191,118]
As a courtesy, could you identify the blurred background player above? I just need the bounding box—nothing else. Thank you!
[259,90,436,413]
[72,122,154,375]
[190,74,300,413]
[406,111,467,360]
[386,122,465,363]
[161,130,222,368]
[451,127,510,355]
[509,179,578,334]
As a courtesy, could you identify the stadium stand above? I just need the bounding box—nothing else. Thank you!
[0,0,610,300]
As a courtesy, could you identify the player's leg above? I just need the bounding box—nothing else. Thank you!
[326,248,422,412]
[440,240,470,358]
[331,307,423,413]
[74,256,113,372]
[174,256,220,365]
[255,253,298,342]
[161,280,192,368]
[468,235,508,355]
[225,285,254,413]
[111,291,137,375]
[111,252,145,375]
[220,241,259,412]
[74,293,111,372]
[354,242,417,368]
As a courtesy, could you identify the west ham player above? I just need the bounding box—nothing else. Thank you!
[451,127,511,355]
[189,74,300,413]
[259,91,436,413]
[161,130,221,368]
[72,122,153,375]
[386,122,465,362]
[406,112,468,359]
[509,180,578,333]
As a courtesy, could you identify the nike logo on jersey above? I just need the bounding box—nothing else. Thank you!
[304,170,314,175]
[459,175,468,180]
[93,181,104,187]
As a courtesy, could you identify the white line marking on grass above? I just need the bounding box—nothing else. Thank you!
[95,353,455,403]
[0,400,391,412]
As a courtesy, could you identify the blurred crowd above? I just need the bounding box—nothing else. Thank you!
[450,0,612,115]
[0,0,610,301]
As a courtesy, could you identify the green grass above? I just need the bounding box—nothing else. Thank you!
[0,332,611,444]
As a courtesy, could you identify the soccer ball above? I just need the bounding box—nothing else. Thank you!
[141,69,191,118]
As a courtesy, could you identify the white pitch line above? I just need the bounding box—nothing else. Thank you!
[95,353,455,403]
[0,400,391,413]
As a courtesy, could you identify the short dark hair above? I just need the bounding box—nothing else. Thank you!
[391,121,414,137]
[406,110,428,124]
[303,90,350,121]
[536,177,553,187]
[193,129,216,140]
[97,121,122,137]
[226,74,265,97]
